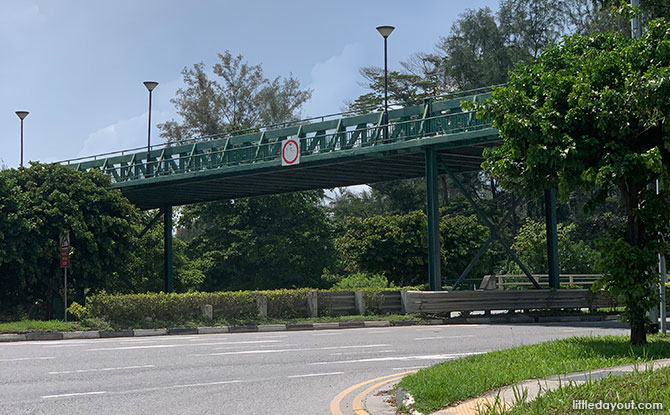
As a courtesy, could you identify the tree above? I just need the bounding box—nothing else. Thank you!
[473,19,670,344]
[336,211,428,287]
[160,51,312,143]
[0,164,138,319]
[179,192,334,291]
[502,219,601,274]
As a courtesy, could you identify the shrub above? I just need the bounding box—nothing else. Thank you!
[87,291,258,328]
[332,273,390,290]
[259,288,311,319]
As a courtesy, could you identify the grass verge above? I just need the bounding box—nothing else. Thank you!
[0,320,87,334]
[498,364,670,414]
[398,335,670,414]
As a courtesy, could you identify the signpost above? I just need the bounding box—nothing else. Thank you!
[59,232,70,321]
[281,138,300,167]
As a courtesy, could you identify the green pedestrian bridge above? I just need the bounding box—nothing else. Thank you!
[59,85,560,292]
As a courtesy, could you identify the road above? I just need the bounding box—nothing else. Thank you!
[0,321,628,415]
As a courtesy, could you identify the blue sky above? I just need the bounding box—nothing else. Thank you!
[1,0,499,168]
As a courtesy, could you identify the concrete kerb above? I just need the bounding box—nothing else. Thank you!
[62,330,100,339]
[133,328,167,337]
[0,314,622,343]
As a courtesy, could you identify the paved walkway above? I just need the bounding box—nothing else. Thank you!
[429,358,670,415]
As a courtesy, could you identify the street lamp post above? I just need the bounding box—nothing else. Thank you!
[143,81,158,175]
[376,25,394,142]
[15,111,29,168]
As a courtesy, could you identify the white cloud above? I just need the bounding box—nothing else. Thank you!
[77,78,182,159]
[303,43,368,118]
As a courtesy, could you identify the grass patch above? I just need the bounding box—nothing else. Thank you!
[500,364,670,414]
[0,314,434,333]
[0,320,84,334]
[398,335,670,414]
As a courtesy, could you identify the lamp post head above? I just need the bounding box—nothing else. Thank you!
[143,81,159,92]
[376,25,395,38]
[15,111,29,120]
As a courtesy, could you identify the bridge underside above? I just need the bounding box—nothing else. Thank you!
[119,141,494,209]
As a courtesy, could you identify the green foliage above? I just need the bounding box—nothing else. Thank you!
[473,19,670,344]
[337,211,495,287]
[66,302,88,320]
[179,191,334,291]
[159,51,312,143]
[258,289,312,319]
[504,364,670,415]
[399,335,670,413]
[0,163,138,319]
[87,291,259,328]
[332,273,391,290]
[440,214,491,284]
[594,238,659,332]
[502,219,601,274]
[336,211,428,287]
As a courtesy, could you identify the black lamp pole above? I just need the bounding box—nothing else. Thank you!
[15,111,29,168]
[143,81,158,175]
[376,25,394,142]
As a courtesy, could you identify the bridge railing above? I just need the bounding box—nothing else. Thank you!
[63,90,495,182]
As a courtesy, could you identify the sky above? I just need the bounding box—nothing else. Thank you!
[1,0,500,168]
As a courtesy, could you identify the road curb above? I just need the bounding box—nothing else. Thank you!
[0,314,622,343]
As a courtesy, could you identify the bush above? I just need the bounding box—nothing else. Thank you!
[259,289,311,319]
[87,291,258,328]
[332,273,390,290]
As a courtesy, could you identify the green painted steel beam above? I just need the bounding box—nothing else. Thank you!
[425,147,442,291]
[60,88,499,209]
[545,189,560,289]
[163,206,173,293]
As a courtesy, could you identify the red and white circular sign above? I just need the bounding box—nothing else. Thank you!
[281,138,300,166]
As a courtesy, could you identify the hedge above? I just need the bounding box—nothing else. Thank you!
[87,291,258,328]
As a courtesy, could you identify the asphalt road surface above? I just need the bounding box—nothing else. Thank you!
[0,321,628,415]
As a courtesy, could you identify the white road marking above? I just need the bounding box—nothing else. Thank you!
[44,342,105,348]
[85,340,282,351]
[328,350,395,356]
[309,352,479,365]
[172,380,242,388]
[190,344,390,357]
[414,335,475,341]
[42,391,106,399]
[212,343,297,350]
[0,356,55,362]
[49,365,155,375]
[287,372,344,379]
[392,366,428,370]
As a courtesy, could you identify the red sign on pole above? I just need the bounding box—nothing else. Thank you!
[59,233,70,253]
[59,232,70,268]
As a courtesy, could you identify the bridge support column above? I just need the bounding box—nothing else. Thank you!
[425,147,441,291]
[163,206,174,293]
[544,189,560,289]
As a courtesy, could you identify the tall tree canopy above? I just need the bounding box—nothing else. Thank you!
[0,164,138,319]
[473,18,670,344]
[159,51,312,142]
[179,192,334,290]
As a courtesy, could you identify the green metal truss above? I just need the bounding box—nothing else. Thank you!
[60,87,499,209]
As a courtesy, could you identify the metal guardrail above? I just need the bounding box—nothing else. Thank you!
[403,289,615,314]
[480,274,601,290]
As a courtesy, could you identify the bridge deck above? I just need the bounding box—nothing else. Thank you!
[62,88,499,209]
